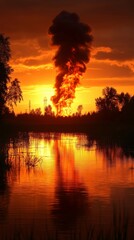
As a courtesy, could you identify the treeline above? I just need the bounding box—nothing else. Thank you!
[1,86,134,140]
[95,86,134,120]
[0,33,134,138]
[13,86,134,121]
[1,85,134,137]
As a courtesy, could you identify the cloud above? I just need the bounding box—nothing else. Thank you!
[10,38,55,72]
[11,49,54,66]
[92,45,134,73]
[12,63,53,73]
[0,0,133,40]
[0,0,133,88]
[85,59,134,81]
[92,47,112,56]
[94,49,134,62]
[93,58,134,74]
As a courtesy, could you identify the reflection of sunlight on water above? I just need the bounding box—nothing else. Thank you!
[29,139,53,170]
[6,133,134,202]
[1,132,134,238]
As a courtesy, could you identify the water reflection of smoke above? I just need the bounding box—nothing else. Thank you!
[51,139,90,235]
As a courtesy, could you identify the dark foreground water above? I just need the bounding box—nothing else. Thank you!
[0,132,134,239]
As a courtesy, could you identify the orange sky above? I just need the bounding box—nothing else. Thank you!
[0,0,133,114]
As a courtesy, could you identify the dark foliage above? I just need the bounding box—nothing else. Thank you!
[0,34,23,116]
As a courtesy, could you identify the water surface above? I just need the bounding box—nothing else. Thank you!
[0,132,134,239]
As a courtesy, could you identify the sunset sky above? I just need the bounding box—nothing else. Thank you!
[0,0,133,114]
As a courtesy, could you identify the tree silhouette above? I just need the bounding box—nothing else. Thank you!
[0,34,22,115]
[121,95,134,119]
[118,92,131,111]
[30,108,42,116]
[6,78,23,111]
[44,105,54,116]
[76,104,83,116]
[95,87,119,112]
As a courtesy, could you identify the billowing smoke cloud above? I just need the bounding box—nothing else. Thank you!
[49,11,93,115]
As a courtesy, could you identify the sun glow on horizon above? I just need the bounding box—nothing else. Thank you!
[14,84,55,114]
[14,82,134,115]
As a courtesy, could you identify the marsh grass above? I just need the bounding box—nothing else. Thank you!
[25,155,42,168]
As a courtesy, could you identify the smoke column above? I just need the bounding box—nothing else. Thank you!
[49,11,93,115]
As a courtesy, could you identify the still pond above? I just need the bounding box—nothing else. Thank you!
[0,132,134,239]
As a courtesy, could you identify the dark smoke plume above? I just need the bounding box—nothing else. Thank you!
[49,11,93,115]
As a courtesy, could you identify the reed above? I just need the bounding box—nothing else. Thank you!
[25,155,42,168]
